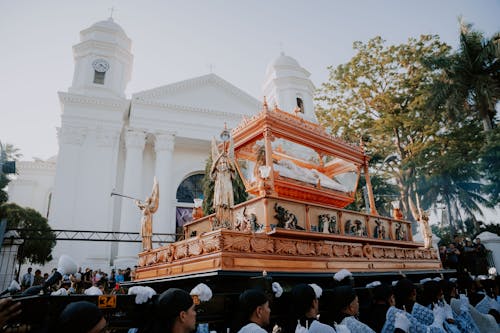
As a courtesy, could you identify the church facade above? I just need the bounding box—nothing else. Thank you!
[7,18,316,271]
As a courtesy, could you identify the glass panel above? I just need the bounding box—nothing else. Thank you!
[176,174,204,203]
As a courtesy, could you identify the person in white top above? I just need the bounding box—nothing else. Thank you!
[288,283,338,333]
[237,289,271,333]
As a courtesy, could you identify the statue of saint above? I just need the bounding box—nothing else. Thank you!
[210,136,236,228]
[135,177,159,251]
[420,211,433,249]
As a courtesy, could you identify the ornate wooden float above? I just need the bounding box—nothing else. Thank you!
[135,102,441,281]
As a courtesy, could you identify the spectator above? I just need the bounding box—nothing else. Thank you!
[446,243,461,270]
[21,267,33,290]
[474,238,488,275]
[33,269,44,286]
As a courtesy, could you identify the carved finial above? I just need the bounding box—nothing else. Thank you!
[293,106,301,116]
[359,137,365,151]
[274,102,279,111]
[263,96,269,112]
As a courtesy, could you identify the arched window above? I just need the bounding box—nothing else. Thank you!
[175,173,205,240]
[296,97,304,113]
[176,173,204,203]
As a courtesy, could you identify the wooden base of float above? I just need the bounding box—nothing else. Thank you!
[135,228,441,282]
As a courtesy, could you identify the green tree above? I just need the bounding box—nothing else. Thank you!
[480,128,500,205]
[0,173,8,204]
[428,20,500,132]
[315,35,451,221]
[415,119,488,234]
[0,203,56,265]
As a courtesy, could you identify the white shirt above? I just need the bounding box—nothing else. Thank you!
[237,323,267,333]
[308,320,336,333]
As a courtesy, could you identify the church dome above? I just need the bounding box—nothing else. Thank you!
[80,17,131,50]
[90,17,126,35]
[266,52,301,75]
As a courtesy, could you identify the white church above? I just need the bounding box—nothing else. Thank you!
[7,17,316,271]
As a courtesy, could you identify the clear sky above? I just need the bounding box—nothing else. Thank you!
[1,0,499,161]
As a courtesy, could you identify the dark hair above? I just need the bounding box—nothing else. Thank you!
[421,280,441,307]
[59,301,103,333]
[287,284,318,330]
[372,283,393,303]
[236,289,268,328]
[291,284,317,318]
[140,288,194,333]
[394,279,415,310]
[332,285,357,323]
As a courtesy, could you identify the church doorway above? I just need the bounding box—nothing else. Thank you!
[175,173,204,240]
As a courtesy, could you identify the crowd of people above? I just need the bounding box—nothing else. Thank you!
[438,235,490,275]
[2,266,500,333]
[19,266,135,295]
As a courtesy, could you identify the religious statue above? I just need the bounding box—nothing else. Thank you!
[210,133,236,229]
[135,177,159,252]
[419,210,433,249]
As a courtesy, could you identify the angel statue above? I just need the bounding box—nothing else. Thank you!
[135,177,159,251]
[210,126,236,229]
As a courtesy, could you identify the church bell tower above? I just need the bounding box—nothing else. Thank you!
[69,17,133,98]
[262,52,316,122]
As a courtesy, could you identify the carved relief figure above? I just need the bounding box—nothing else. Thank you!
[373,219,387,239]
[135,177,159,252]
[345,219,367,236]
[235,207,263,232]
[274,203,304,230]
[394,222,407,241]
[210,137,236,228]
[318,214,337,234]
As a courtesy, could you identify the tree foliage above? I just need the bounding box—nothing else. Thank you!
[0,203,56,265]
[427,20,500,132]
[316,35,451,221]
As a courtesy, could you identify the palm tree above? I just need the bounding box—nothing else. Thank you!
[429,20,500,132]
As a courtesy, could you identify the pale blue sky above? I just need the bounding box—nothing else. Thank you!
[1,0,499,161]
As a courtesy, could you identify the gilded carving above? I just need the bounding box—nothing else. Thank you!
[157,249,168,263]
[333,244,347,257]
[146,253,157,265]
[250,237,274,253]
[362,244,374,259]
[384,248,396,259]
[373,219,388,239]
[414,250,423,259]
[296,241,316,256]
[175,244,188,260]
[274,239,297,255]
[188,240,202,256]
[138,255,147,267]
[372,247,384,258]
[317,243,334,257]
[202,236,221,253]
[405,250,415,259]
[166,245,174,262]
[395,249,405,259]
[350,245,364,258]
[223,236,251,252]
